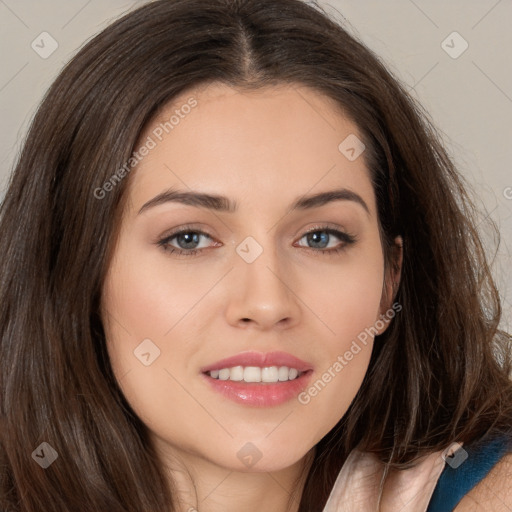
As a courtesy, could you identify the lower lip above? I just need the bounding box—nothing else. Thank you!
[202,371,313,407]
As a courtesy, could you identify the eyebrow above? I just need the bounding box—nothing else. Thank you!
[138,187,370,216]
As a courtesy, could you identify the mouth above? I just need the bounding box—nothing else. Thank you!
[200,351,313,407]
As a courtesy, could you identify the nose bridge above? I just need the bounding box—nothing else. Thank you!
[237,233,288,298]
[227,232,301,328]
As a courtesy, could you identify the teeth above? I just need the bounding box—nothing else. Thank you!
[230,366,244,381]
[244,366,261,382]
[278,366,289,381]
[207,365,303,383]
[261,366,279,382]
[219,368,230,380]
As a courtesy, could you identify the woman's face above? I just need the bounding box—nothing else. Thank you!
[101,83,398,474]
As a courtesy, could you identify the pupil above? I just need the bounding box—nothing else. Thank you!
[309,232,328,248]
[178,232,199,249]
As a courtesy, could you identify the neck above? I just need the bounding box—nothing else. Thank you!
[156,443,315,512]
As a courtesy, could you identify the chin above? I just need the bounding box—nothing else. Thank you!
[205,442,312,474]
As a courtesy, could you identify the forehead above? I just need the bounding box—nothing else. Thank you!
[124,83,375,217]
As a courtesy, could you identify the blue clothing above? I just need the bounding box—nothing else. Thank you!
[427,431,512,511]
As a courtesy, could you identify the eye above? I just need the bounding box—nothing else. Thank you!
[295,226,357,256]
[156,228,216,257]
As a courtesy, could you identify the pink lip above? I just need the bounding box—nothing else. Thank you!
[201,351,314,407]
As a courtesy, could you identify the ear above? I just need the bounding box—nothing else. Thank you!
[375,235,403,336]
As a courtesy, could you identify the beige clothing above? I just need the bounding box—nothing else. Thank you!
[322,443,462,512]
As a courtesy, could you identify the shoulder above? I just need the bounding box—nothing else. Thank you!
[453,452,512,511]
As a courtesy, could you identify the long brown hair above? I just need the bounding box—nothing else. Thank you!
[1,0,511,510]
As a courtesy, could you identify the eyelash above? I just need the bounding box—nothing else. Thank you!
[156,224,357,258]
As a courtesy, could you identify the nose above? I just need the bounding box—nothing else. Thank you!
[224,243,302,331]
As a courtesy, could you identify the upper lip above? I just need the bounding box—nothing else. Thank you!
[201,351,313,373]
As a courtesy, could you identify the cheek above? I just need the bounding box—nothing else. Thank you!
[100,251,204,442]
[102,242,213,344]
[296,258,383,423]
[304,247,385,346]
[291,240,384,421]
[100,244,174,387]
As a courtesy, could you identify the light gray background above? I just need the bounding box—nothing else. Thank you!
[1,0,511,331]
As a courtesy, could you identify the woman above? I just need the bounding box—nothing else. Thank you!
[1,0,511,511]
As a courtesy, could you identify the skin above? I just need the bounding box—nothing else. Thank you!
[101,83,402,512]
